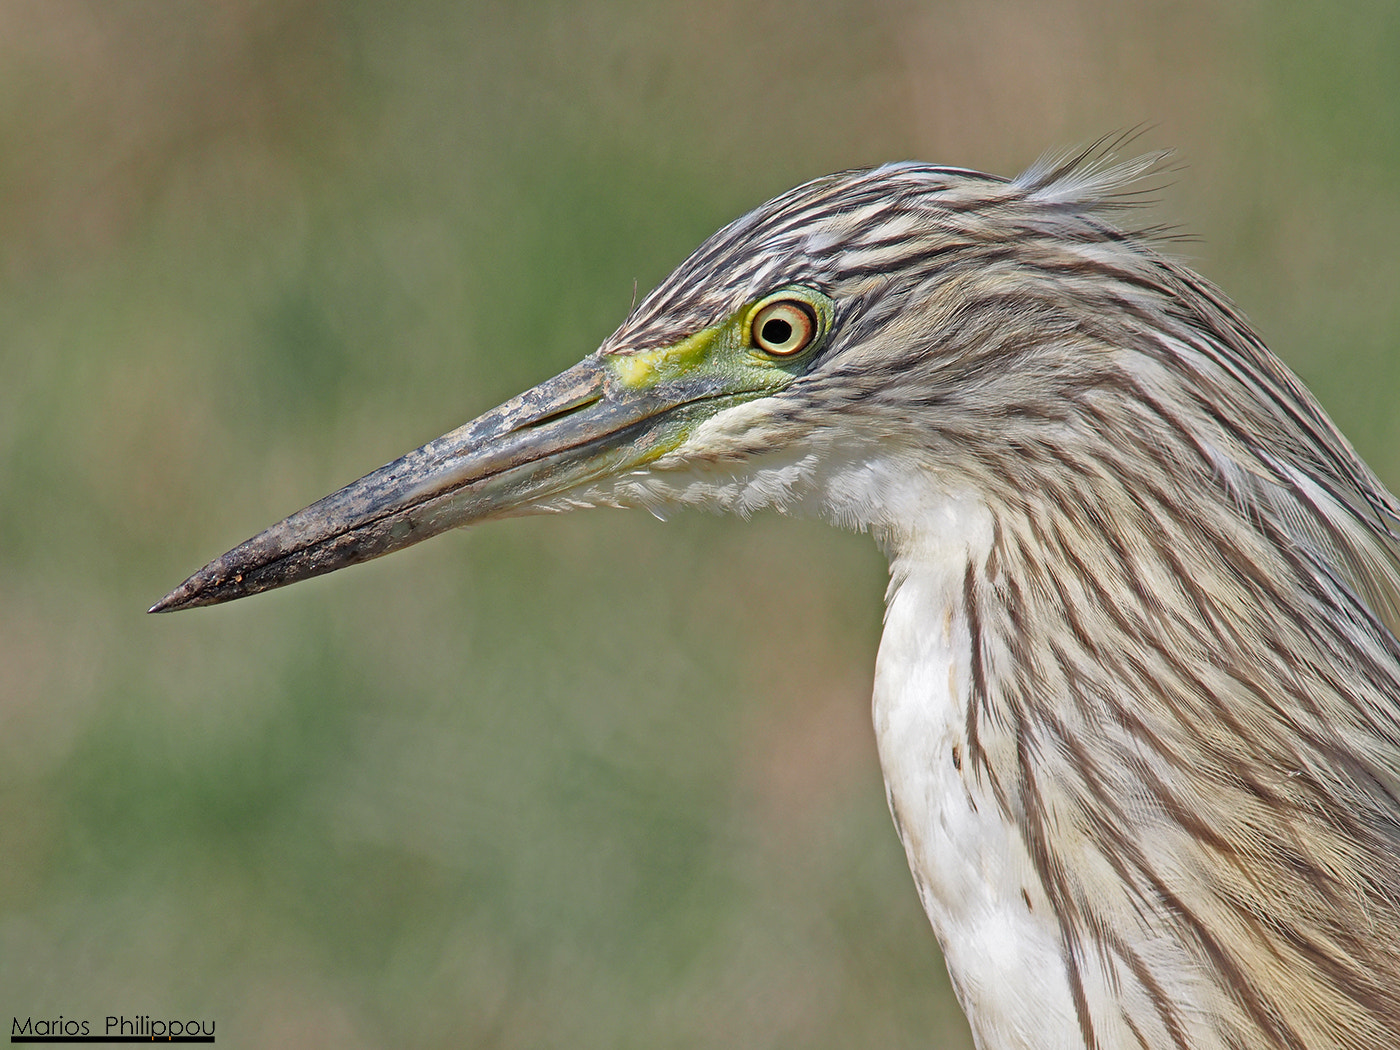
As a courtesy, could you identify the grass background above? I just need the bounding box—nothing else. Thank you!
[3,2,1399,1046]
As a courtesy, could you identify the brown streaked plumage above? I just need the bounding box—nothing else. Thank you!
[155,142,1400,1049]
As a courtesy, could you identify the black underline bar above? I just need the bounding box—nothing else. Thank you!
[10,1038,214,1044]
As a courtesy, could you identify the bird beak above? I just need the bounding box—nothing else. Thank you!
[150,352,721,612]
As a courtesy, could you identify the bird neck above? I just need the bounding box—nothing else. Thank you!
[868,485,1097,1050]
[864,433,1400,1049]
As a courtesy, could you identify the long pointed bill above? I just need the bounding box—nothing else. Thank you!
[152,353,728,612]
[153,284,833,613]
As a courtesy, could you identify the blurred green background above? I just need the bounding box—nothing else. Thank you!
[3,2,1398,1047]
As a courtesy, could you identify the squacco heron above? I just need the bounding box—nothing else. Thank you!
[154,148,1400,1050]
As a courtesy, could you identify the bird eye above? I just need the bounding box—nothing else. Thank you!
[751,300,817,356]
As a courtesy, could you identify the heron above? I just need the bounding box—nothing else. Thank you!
[153,146,1400,1050]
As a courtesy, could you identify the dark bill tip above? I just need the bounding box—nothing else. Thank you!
[147,355,652,614]
[147,483,449,613]
[149,590,191,614]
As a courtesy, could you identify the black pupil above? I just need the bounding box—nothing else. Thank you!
[762,317,794,345]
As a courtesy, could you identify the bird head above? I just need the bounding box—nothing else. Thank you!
[151,151,1195,612]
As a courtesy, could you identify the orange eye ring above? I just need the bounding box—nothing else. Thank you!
[750,299,817,356]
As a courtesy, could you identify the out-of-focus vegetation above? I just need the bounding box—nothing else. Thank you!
[2,2,1397,1047]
